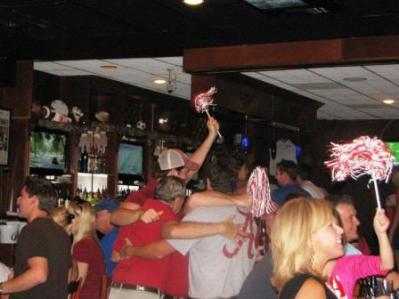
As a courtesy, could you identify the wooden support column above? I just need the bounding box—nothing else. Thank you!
[0,61,33,212]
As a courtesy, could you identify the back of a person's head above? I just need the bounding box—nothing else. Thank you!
[297,164,313,181]
[276,160,298,181]
[24,176,57,214]
[50,207,72,235]
[68,201,96,244]
[154,176,186,203]
[206,147,241,194]
[271,198,333,291]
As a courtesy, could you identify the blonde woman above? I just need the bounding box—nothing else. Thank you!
[51,206,72,235]
[68,202,105,299]
[271,198,344,299]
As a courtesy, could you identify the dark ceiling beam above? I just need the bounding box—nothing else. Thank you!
[183,35,399,73]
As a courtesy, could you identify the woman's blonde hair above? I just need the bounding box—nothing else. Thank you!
[50,207,72,235]
[271,197,334,291]
[67,202,97,245]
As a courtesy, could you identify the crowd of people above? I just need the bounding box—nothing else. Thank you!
[1,116,399,299]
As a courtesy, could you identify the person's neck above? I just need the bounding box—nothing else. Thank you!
[104,224,115,234]
[321,259,337,279]
[27,209,48,223]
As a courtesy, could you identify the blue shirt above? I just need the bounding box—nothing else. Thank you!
[271,184,310,206]
[99,227,119,277]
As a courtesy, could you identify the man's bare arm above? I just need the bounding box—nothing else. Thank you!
[185,191,251,213]
[162,217,243,241]
[1,257,48,294]
[111,202,142,226]
[111,204,163,226]
[114,239,175,261]
[185,117,219,181]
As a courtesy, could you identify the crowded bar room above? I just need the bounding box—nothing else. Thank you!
[2,0,399,298]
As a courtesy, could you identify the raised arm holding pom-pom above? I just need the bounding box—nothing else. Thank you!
[374,208,394,271]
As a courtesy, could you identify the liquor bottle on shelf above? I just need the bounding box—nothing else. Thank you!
[78,147,83,172]
[81,146,88,173]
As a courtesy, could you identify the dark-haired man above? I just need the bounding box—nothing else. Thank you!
[0,177,71,299]
[163,152,256,298]
[297,164,327,199]
[272,159,310,208]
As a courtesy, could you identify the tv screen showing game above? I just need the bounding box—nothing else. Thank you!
[385,141,399,164]
[118,142,144,177]
[30,129,67,174]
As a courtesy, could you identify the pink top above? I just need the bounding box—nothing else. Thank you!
[328,255,388,299]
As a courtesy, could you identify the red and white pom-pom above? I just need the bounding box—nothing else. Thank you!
[325,136,394,182]
[247,167,272,217]
[194,86,218,113]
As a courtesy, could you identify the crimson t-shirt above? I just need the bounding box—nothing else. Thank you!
[112,198,177,290]
[72,237,105,299]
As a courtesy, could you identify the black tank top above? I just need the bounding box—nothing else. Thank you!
[279,273,337,299]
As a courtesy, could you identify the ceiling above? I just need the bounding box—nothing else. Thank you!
[34,59,399,120]
[7,0,399,120]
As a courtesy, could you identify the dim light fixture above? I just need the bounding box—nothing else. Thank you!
[154,79,167,85]
[183,0,204,5]
[383,98,395,105]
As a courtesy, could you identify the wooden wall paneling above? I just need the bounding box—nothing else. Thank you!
[184,35,399,73]
[0,61,33,212]
[191,73,322,131]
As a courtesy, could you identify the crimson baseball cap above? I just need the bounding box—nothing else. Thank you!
[158,149,199,171]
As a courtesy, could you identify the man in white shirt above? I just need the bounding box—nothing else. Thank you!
[297,164,327,199]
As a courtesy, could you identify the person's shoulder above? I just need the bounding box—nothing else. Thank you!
[76,236,95,246]
[143,198,171,211]
[29,217,57,231]
[295,277,327,299]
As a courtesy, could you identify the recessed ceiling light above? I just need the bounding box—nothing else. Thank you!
[100,65,117,70]
[183,0,204,5]
[154,79,167,85]
[383,98,395,105]
[343,76,367,82]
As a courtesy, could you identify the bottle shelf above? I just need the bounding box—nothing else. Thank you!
[77,172,108,193]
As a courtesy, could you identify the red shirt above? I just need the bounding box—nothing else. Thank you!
[125,177,157,206]
[112,198,177,290]
[72,237,105,299]
[165,252,189,296]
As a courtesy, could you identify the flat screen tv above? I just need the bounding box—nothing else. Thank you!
[30,129,67,175]
[385,141,399,164]
[118,142,144,180]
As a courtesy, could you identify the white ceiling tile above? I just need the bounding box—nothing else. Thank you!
[38,69,92,76]
[34,62,73,71]
[155,57,183,66]
[259,69,330,84]
[34,59,399,120]
[309,66,375,80]
[365,64,399,78]
[105,58,177,75]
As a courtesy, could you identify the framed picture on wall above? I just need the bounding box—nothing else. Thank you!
[0,108,10,166]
